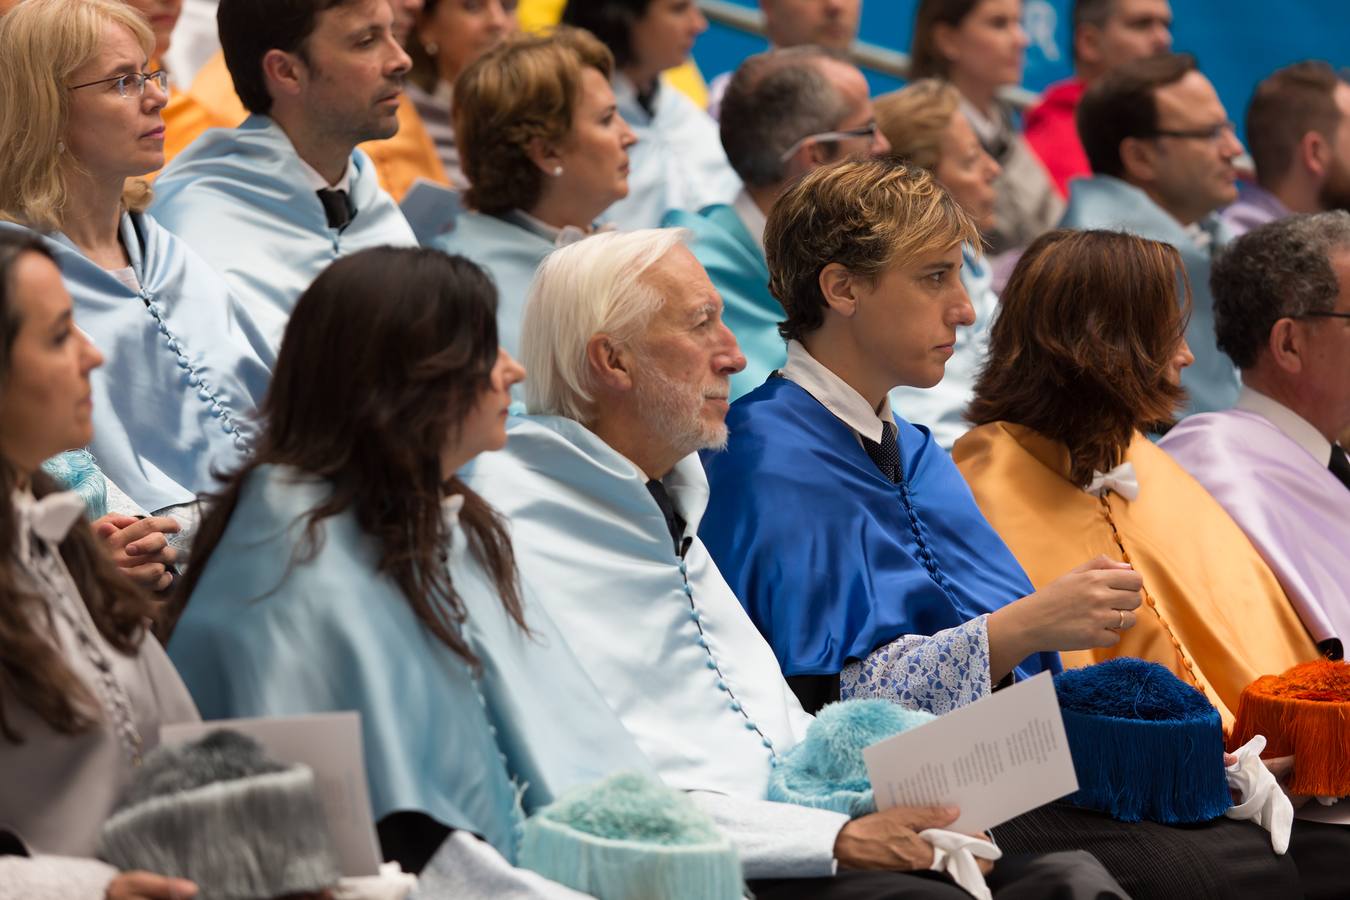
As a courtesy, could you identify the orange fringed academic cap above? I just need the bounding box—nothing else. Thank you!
[1229,660,1350,798]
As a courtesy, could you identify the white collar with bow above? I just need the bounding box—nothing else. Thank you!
[1085,461,1140,501]
[12,487,87,561]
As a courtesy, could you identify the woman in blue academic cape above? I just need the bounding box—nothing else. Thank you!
[434,26,637,369]
[0,0,273,539]
[166,247,651,888]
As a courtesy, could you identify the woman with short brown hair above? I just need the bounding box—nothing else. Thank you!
[954,228,1320,727]
[433,27,636,366]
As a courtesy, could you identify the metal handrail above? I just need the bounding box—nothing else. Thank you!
[698,0,1038,107]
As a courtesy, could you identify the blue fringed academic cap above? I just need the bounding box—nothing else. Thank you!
[1056,658,1231,824]
[518,772,743,900]
[768,699,935,817]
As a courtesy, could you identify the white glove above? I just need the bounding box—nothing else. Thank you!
[1225,735,1293,854]
[920,828,1002,900]
[333,862,419,900]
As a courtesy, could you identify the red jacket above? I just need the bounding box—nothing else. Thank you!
[1023,78,1090,199]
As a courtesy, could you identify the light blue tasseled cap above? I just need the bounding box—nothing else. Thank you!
[768,699,935,818]
[518,772,742,900]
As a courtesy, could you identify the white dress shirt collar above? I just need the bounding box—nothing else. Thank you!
[1237,385,1333,465]
[731,188,767,251]
[296,154,353,194]
[779,339,893,444]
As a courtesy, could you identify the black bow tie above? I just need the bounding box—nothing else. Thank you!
[317,187,357,231]
[1331,444,1350,492]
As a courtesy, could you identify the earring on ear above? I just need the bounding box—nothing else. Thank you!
[424,40,439,56]
[57,141,66,154]
[552,166,564,177]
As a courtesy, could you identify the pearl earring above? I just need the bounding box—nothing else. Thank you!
[57,141,66,154]
[423,40,439,56]
[552,166,564,177]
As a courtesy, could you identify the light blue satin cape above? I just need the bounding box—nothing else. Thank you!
[431,210,552,364]
[602,75,742,230]
[169,464,651,859]
[1059,175,1239,414]
[0,215,269,513]
[150,115,418,357]
[464,416,814,801]
[700,377,1061,680]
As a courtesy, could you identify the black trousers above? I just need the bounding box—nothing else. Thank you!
[992,802,1321,899]
[747,850,1127,899]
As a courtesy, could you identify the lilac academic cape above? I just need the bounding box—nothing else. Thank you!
[1159,409,1350,646]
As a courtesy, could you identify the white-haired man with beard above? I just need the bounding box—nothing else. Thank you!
[463,228,1126,900]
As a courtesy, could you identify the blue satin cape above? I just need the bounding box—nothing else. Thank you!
[151,115,418,357]
[700,377,1061,680]
[0,215,270,513]
[169,464,651,858]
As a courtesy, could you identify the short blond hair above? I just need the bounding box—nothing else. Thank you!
[765,157,980,341]
[874,79,962,172]
[455,26,613,216]
[0,0,154,232]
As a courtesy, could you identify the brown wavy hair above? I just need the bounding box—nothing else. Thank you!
[169,247,526,663]
[454,26,614,216]
[0,232,159,743]
[967,229,1191,486]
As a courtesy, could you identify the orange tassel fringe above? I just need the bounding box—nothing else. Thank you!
[1228,659,1350,797]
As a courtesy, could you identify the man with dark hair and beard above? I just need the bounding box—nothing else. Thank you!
[150,0,418,359]
[1223,61,1350,236]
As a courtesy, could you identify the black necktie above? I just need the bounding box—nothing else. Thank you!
[317,188,356,231]
[1331,444,1350,491]
[646,479,687,557]
[861,426,902,484]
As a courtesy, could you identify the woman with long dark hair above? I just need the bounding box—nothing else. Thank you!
[167,246,650,885]
[0,231,201,898]
[954,228,1319,727]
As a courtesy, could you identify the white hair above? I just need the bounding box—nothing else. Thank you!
[522,228,691,423]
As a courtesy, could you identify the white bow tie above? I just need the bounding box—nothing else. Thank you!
[1085,462,1140,501]
[921,829,1001,900]
[13,489,87,558]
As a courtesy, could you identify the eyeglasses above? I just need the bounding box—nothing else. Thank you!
[70,69,169,98]
[779,122,878,163]
[1140,120,1236,142]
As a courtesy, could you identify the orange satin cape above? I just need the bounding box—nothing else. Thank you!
[157,51,447,199]
[953,422,1319,730]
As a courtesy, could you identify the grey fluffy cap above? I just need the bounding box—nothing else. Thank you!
[98,730,342,900]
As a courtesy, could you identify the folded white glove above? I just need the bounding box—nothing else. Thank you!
[1225,735,1293,854]
[920,828,1002,900]
[333,862,419,900]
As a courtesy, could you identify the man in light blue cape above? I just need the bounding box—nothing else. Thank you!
[1161,212,1350,659]
[151,0,417,357]
[0,216,270,516]
[1063,52,1243,414]
[464,227,1127,900]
